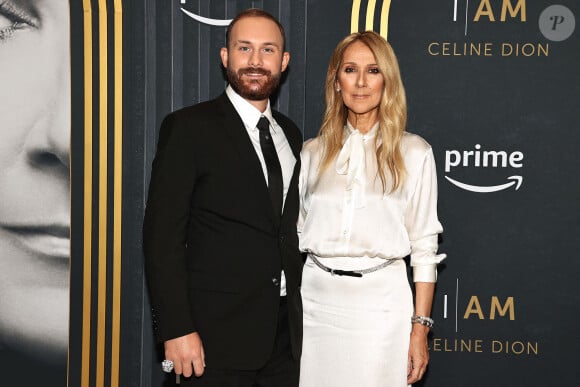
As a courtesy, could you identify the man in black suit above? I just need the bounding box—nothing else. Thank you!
[143,8,303,387]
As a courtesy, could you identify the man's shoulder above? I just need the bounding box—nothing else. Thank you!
[157,95,230,144]
[168,95,226,121]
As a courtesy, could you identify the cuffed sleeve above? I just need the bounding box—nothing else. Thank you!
[405,147,446,283]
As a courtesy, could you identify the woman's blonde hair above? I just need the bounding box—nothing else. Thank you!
[318,31,407,192]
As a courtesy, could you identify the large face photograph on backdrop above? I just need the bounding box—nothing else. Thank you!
[0,0,70,384]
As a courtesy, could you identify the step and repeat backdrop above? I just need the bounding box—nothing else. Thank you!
[0,1,578,386]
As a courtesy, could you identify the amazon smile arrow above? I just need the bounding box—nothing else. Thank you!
[445,175,523,193]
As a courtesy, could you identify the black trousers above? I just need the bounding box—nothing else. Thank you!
[177,297,298,387]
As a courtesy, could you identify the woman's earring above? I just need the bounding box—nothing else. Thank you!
[336,88,341,92]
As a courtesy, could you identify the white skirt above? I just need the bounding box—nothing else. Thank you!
[299,256,413,387]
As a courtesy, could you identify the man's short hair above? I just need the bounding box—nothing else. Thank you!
[225,8,286,51]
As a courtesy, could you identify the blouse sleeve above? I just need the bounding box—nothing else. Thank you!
[404,147,446,282]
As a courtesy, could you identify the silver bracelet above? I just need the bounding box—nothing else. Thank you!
[411,315,434,328]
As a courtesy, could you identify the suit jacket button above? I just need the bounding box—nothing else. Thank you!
[272,278,280,286]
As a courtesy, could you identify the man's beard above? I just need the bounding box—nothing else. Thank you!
[227,66,282,101]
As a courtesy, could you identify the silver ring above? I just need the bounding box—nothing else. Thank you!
[161,359,174,373]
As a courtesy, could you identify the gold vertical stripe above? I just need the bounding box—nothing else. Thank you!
[81,1,93,387]
[96,1,108,386]
[380,0,392,39]
[365,0,377,31]
[110,1,123,386]
[351,0,362,33]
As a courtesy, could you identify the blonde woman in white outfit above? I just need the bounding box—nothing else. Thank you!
[298,31,445,387]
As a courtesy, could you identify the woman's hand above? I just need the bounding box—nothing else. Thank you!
[408,281,435,384]
[407,323,430,384]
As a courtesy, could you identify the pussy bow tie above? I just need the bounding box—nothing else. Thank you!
[336,128,366,208]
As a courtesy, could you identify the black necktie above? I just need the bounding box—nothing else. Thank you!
[257,116,283,217]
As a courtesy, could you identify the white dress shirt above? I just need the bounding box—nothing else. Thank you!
[298,121,446,282]
[226,85,296,294]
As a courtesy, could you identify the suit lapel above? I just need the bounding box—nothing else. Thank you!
[275,113,302,160]
[273,112,302,227]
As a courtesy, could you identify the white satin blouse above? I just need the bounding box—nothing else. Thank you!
[298,122,446,282]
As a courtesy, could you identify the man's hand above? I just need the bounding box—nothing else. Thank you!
[164,332,206,378]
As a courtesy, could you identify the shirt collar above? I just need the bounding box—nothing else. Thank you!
[226,85,277,133]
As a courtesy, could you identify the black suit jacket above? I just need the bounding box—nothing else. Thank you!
[143,93,303,370]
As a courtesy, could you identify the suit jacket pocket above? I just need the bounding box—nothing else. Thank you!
[188,270,241,294]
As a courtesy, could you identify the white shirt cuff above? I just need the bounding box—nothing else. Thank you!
[413,263,438,283]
